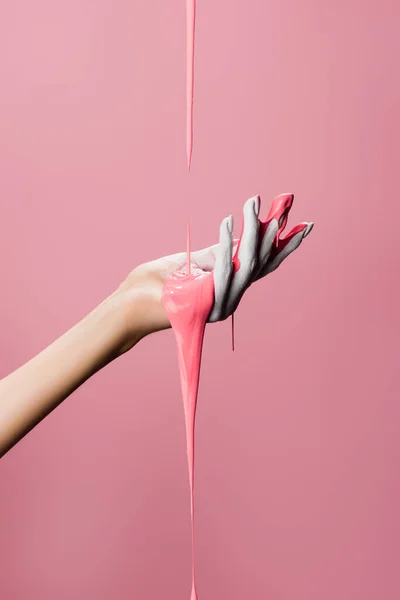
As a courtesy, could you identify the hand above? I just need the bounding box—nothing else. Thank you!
[113,193,313,346]
[209,193,313,320]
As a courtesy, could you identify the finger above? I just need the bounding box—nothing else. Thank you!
[255,193,294,277]
[225,196,260,316]
[208,215,234,322]
[257,221,314,279]
[266,193,294,245]
[255,218,278,277]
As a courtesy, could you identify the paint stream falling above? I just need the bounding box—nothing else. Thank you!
[162,264,214,600]
[164,194,311,599]
[186,0,196,170]
[187,220,191,274]
[185,4,196,589]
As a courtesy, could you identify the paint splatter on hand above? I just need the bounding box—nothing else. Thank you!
[208,193,314,321]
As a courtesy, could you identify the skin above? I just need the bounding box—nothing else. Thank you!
[0,195,313,458]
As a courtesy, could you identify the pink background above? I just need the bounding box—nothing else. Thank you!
[0,1,399,599]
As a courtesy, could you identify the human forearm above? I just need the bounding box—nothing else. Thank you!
[0,297,131,457]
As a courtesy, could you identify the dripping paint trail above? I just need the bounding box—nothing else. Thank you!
[187,220,191,275]
[162,194,310,599]
[186,0,196,170]
[162,251,214,600]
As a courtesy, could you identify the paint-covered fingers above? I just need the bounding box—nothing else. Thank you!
[257,221,314,279]
[224,196,260,317]
[255,218,279,278]
[208,216,233,322]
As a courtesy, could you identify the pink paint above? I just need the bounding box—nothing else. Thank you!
[162,263,214,600]
[232,193,307,272]
[259,193,305,251]
[230,193,309,350]
[163,193,309,598]
[187,220,191,275]
[186,0,196,170]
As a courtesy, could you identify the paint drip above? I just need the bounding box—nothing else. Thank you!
[162,259,214,600]
[186,0,196,170]
[162,194,310,598]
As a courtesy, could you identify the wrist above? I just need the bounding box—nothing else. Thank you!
[106,281,170,353]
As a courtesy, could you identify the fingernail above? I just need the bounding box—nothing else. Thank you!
[226,215,233,233]
[303,222,314,238]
